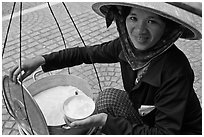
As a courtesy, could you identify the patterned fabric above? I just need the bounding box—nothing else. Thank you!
[95,88,142,124]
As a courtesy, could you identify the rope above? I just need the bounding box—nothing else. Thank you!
[2,2,16,58]
[3,3,103,135]
[2,77,15,118]
[62,2,102,92]
[47,2,70,74]
[19,2,34,135]
[2,2,16,118]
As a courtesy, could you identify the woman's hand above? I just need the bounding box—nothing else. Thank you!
[9,56,45,83]
[67,113,108,129]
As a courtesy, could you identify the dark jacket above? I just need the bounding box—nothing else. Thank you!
[42,38,202,135]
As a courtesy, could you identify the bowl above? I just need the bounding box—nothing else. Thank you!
[63,95,95,123]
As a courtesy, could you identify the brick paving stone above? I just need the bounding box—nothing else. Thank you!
[10,130,20,135]
[2,50,16,58]
[4,45,16,52]
[30,31,40,37]
[69,40,81,46]
[45,43,58,50]
[25,53,36,59]
[27,41,39,48]
[111,76,119,82]
[38,38,47,43]
[34,48,48,55]
[24,47,36,54]
[3,61,16,70]
[51,45,64,52]
[2,56,13,64]
[42,39,55,46]
[108,72,115,76]
[2,2,45,16]
[88,38,98,43]
[12,52,25,59]
[4,39,19,47]
[4,121,15,128]
[105,76,111,81]
[99,76,105,81]
[2,129,12,135]
[2,113,10,121]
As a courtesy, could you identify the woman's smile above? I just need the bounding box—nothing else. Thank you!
[135,35,149,44]
[126,8,166,50]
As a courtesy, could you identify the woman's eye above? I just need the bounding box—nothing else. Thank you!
[147,20,155,24]
[147,19,160,24]
[129,16,137,21]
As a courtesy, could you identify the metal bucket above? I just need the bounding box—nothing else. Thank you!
[2,74,94,135]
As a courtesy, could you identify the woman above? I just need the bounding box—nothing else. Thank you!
[9,2,202,135]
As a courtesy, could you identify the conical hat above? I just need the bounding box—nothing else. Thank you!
[92,2,202,40]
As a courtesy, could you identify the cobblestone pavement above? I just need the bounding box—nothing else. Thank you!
[2,2,202,135]
[2,2,45,16]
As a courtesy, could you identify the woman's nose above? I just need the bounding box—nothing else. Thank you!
[136,21,147,34]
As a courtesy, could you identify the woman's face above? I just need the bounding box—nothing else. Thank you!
[126,8,166,50]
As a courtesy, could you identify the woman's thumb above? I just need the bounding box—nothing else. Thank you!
[69,121,79,127]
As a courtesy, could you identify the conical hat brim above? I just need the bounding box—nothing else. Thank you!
[92,2,202,40]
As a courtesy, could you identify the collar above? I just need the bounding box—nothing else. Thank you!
[141,55,164,87]
[119,49,165,87]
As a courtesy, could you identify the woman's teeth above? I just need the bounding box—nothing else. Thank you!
[137,36,148,43]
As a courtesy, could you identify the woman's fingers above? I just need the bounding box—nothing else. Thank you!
[70,116,93,128]
[9,64,29,83]
[19,70,31,82]
[69,113,107,128]
[63,116,71,126]
[9,65,21,83]
[9,65,18,81]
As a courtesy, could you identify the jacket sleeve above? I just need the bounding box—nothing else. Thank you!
[102,114,166,134]
[41,38,122,72]
[101,47,195,135]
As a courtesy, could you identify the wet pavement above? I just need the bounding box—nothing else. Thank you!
[2,2,202,135]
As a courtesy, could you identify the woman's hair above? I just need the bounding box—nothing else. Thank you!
[120,6,131,19]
